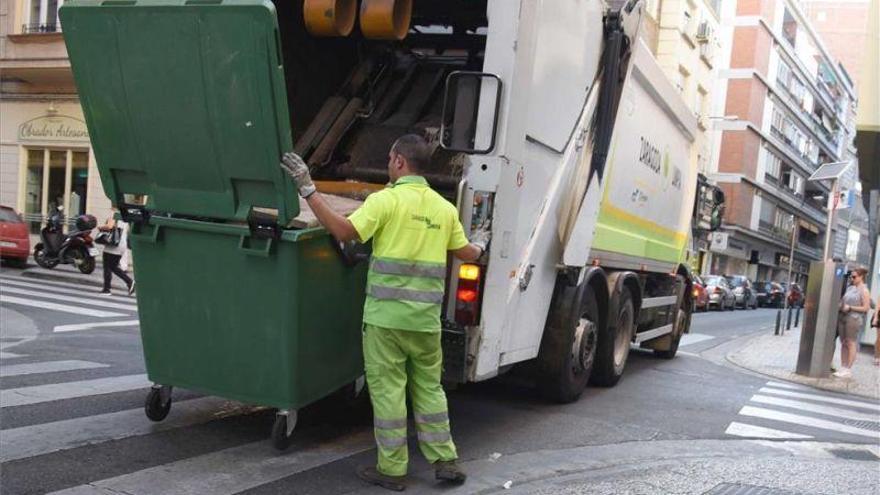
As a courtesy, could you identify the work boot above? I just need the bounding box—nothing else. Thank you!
[356,466,407,492]
[434,460,467,484]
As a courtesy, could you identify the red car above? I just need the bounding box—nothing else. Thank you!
[692,276,709,312]
[0,205,30,267]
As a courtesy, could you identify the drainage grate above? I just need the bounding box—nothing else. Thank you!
[703,483,806,495]
[842,418,880,432]
[828,448,880,461]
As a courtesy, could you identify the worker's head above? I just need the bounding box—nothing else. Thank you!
[388,134,431,181]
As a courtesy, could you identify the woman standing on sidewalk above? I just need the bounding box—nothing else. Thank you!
[834,267,870,378]
[98,211,134,296]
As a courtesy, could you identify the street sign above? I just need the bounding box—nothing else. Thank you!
[835,189,856,210]
[808,161,851,182]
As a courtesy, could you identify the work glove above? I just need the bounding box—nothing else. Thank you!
[280,152,317,198]
[470,222,491,255]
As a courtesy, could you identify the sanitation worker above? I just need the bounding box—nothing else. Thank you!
[280,134,489,491]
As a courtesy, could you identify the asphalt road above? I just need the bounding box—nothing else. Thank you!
[1,264,877,495]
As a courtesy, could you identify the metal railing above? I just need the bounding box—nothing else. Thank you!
[21,23,61,34]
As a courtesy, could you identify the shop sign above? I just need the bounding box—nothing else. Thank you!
[18,114,90,143]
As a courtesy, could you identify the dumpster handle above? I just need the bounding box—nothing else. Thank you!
[238,235,273,257]
[130,223,160,244]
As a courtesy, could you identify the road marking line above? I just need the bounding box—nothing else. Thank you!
[0,352,25,359]
[759,387,880,412]
[679,333,715,347]
[0,286,137,312]
[0,277,134,303]
[54,320,140,333]
[765,381,816,391]
[750,394,879,422]
[738,406,880,439]
[0,397,253,462]
[724,421,813,439]
[1,374,150,408]
[0,296,127,318]
[47,432,376,495]
[1,274,118,292]
[0,360,109,378]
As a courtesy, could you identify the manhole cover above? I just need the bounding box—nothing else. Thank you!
[703,483,806,495]
[842,419,880,432]
[828,448,880,461]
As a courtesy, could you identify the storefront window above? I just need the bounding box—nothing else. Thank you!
[21,147,89,233]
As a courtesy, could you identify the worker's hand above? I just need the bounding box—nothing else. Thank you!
[280,152,317,198]
[470,222,491,255]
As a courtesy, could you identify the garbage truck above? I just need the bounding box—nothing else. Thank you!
[60,0,724,448]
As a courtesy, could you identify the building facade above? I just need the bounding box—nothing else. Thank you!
[1,0,112,235]
[708,0,859,283]
[642,0,724,273]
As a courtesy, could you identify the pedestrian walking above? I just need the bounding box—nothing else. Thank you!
[833,267,870,378]
[97,210,135,296]
[280,134,489,491]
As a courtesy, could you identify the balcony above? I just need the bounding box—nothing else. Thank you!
[21,23,62,34]
[769,126,818,169]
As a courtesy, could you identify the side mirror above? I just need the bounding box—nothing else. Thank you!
[440,71,502,154]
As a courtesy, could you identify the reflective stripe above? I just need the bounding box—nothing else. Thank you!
[417,431,452,443]
[374,417,407,430]
[376,435,408,449]
[369,285,444,304]
[414,411,449,425]
[372,259,446,279]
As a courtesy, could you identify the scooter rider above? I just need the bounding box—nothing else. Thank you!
[281,134,489,491]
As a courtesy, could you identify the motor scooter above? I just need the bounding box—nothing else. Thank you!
[33,207,98,274]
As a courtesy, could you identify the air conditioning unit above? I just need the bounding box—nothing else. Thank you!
[696,21,712,42]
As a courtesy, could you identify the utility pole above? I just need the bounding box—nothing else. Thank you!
[822,178,838,261]
[785,213,796,310]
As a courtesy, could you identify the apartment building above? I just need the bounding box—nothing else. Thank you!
[1,0,113,233]
[641,0,724,273]
[708,0,859,283]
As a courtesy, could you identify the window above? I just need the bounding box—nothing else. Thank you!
[765,151,782,181]
[782,8,798,47]
[21,147,89,233]
[24,0,62,34]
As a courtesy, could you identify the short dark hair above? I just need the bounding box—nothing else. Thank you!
[391,134,431,172]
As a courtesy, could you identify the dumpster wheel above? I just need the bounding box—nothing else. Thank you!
[271,409,298,451]
[145,385,172,422]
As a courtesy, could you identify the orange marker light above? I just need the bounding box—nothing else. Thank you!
[459,264,481,281]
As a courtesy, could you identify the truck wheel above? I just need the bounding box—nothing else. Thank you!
[537,281,599,403]
[590,288,634,387]
[654,305,688,359]
[144,385,172,422]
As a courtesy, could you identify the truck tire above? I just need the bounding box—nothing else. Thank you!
[590,287,634,387]
[536,281,599,404]
[654,305,688,359]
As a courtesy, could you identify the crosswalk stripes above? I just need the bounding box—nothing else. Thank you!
[0,274,138,328]
[0,360,109,378]
[725,380,880,441]
[1,374,150,408]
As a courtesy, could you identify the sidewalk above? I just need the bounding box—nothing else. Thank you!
[14,263,131,291]
[728,326,880,399]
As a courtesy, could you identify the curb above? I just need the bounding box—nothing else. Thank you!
[725,331,879,400]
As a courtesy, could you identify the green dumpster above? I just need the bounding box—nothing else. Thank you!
[59,0,368,449]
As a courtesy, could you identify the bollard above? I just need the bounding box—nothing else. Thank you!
[794,306,801,327]
[786,307,793,330]
[775,309,782,335]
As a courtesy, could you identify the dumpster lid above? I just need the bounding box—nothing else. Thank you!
[59,0,298,224]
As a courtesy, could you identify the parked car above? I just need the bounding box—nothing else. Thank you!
[755,281,785,308]
[692,275,709,312]
[702,275,735,311]
[726,275,758,309]
[787,283,804,308]
[0,205,30,267]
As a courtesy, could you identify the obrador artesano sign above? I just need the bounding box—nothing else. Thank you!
[18,114,90,143]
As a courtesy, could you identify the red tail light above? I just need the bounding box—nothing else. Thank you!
[714,287,723,294]
[692,289,700,297]
[455,264,483,325]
